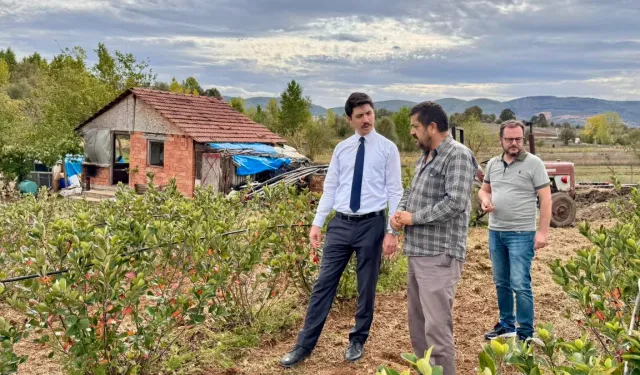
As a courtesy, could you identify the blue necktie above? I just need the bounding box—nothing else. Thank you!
[350,137,365,213]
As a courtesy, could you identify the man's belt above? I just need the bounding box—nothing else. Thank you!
[335,210,385,222]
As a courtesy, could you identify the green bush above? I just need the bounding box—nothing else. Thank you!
[477,181,640,374]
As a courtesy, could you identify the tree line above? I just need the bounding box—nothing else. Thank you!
[1,43,637,181]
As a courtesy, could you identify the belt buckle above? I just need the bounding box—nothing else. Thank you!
[341,212,356,221]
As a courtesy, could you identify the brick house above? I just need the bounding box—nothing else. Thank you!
[75,88,287,197]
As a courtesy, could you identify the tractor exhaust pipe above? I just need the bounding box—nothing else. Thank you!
[525,120,535,155]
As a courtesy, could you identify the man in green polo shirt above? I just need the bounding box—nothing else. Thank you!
[478,119,552,341]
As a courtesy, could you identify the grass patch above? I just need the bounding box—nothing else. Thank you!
[377,256,408,294]
[164,297,303,372]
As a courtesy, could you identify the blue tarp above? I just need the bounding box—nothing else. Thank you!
[233,155,290,176]
[64,154,84,179]
[208,143,290,175]
[208,143,277,155]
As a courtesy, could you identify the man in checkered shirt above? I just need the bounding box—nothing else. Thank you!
[391,101,477,375]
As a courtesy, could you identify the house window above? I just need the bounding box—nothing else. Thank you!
[148,141,164,167]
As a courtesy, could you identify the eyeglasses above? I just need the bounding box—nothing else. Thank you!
[502,137,524,144]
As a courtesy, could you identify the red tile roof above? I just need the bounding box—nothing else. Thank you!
[76,88,286,144]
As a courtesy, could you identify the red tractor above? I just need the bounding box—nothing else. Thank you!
[453,121,577,227]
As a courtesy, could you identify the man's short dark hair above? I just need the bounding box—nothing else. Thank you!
[499,120,526,137]
[345,92,374,118]
[410,101,448,132]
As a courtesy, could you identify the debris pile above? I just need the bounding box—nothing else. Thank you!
[232,165,328,198]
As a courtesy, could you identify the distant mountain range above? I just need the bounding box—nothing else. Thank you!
[224,96,640,126]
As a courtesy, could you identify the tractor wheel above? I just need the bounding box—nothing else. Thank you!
[550,192,576,227]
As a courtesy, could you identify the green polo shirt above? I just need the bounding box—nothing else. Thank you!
[484,151,550,231]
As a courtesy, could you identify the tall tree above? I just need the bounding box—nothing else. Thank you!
[255,105,267,124]
[22,52,47,68]
[93,43,155,94]
[303,120,332,160]
[205,87,222,99]
[0,59,8,85]
[326,109,336,132]
[182,77,204,95]
[229,97,245,113]
[500,108,516,122]
[536,113,549,128]
[583,112,624,145]
[376,117,398,143]
[114,49,155,89]
[152,81,170,91]
[26,46,113,165]
[559,127,576,146]
[93,43,119,95]
[265,98,281,131]
[279,80,311,136]
[168,77,183,93]
[463,105,483,121]
[0,48,17,72]
[393,106,413,151]
[530,115,539,124]
[334,115,351,137]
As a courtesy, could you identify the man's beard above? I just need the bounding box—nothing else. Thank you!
[504,145,521,157]
[415,135,430,152]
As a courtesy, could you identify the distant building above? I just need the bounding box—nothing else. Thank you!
[75,88,306,196]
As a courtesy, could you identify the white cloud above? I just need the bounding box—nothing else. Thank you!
[491,0,542,14]
[212,85,278,99]
[117,16,471,75]
[370,73,640,102]
[0,0,111,18]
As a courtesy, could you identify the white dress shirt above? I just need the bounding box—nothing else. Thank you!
[312,129,404,231]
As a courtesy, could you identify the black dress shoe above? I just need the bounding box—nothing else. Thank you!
[280,346,311,368]
[344,341,364,362]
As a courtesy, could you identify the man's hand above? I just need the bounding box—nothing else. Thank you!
[309,225,323,249]
[394,211,413,226]
[534,231,548,250]
[481,197,495,213]
[383,233,398,258]
[390,214,404,231]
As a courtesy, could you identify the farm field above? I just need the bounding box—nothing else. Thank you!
[316,142,640,184]
[0,186,624,375]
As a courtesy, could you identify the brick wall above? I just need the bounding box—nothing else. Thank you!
[83,165,110,188]
[129,132,195,196]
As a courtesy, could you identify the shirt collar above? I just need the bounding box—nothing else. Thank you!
[501,150,528,162]
[354,129,377,143]
[425,133,453,157]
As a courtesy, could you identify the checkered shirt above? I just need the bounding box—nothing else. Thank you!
[398,135,478,262]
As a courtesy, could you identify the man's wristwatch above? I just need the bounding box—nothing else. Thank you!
[388,228,400,236]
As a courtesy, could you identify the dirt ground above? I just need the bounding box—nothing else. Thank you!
[2,192,619,374]
[234,225,592,375]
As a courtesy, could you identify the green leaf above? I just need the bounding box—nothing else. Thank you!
[401,352,418,365]
[416,358,432,375]
[65,315,78,326]
[479,351,496,375]
[77,318,90,331]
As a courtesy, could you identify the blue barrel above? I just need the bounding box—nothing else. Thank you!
[18,180,38,195]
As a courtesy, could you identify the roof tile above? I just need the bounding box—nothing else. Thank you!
[77,88,285,144]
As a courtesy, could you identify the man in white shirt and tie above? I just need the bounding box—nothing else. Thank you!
[280,92,404,367]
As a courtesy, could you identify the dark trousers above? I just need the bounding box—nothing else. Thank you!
[296,214,386,351]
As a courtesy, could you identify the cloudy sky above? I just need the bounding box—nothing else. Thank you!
[0,0,638,107]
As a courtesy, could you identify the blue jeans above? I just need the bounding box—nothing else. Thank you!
[489,230,535,338]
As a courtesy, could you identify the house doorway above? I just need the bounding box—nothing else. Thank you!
[112,133,130,185]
